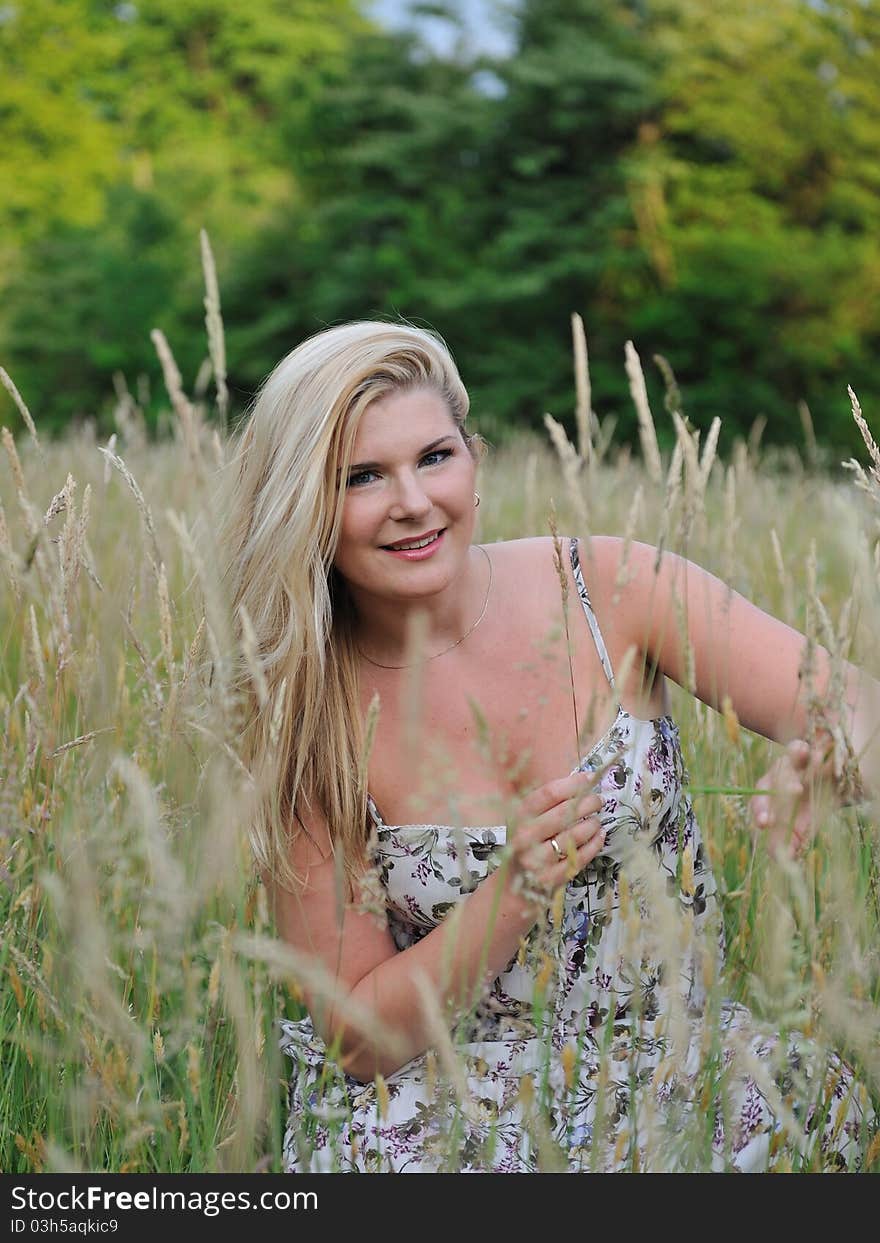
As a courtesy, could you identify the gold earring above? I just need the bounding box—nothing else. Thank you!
[474,493,481,508]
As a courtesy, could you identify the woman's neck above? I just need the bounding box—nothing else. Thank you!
[347,545,491,668]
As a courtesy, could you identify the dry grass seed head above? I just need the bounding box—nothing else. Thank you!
[571,312,593,463]
[0,501,21,601]
[849,386,880,481]
[624,340,662,484]
[200,229,229,429]
[0,367,43,462]
[2,425,38,538]
[157,563,174,675]
[28,605,45,687]
[98,446,162,580]
[44,476,73,527]
[150,329,202,473]
[543,412,590,534]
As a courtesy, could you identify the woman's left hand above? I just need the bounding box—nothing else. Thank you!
[748,738,832,859]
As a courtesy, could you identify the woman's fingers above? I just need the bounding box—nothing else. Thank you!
[787,739,811,769]
[504,770,609,909]
[521,771,597,819]
[516,805,606,895]
[559,791,603,830]
[524,811,602,867]
[752,791,771,827]
[514,782,601,847]
[762,779,803,840]
[750,743,816,835]
[567,823,607,872]
[543,822,607,886]
[752,766,817,859]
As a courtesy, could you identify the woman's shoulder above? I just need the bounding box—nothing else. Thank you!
[486,534,633,589]
[488,534,662,650]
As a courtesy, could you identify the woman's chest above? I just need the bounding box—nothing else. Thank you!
[374,707,691,943]
[362,615,661,829]
[366,672,602,829]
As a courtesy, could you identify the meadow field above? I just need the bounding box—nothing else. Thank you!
[1,332,879,1173]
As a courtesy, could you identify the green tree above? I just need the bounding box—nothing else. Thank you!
[224,0,661,445]
[3,187,187,429]
[457,0,662,437]
[221,13,496,406]
[0,0,368,429]
[4,0,879,451]
[622,0,880,449]
[0,0,123,245]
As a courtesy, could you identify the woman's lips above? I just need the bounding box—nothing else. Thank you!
[381,529,445,560]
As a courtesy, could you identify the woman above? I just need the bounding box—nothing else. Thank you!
[220,320,877,1172]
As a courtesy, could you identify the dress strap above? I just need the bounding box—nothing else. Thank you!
[366,793,384,830]
[569,537,616,691]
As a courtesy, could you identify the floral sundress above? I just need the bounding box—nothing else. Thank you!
[279,538,875,1172]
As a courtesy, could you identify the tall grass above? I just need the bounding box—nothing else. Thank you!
[1,318,878,1172]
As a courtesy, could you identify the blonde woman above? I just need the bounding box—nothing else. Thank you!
[220,320,877,1172]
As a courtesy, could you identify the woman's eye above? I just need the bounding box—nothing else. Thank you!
[346,449,451,488]
[421,449,453,467]
[346,469,377,488]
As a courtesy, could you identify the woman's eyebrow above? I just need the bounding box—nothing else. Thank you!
[343,435,456,475]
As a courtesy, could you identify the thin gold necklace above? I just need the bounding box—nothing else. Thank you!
[356,544,492,670]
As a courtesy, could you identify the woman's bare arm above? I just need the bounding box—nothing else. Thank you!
[274,835,534,1082]
[596,536,880,797]
[274,773,602,1083]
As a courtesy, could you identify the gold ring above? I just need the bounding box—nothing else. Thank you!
[549,836,563,860]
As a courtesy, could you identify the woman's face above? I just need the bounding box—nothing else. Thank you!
[333,386,478,601]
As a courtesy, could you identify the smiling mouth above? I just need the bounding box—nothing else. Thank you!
[382,528,445,551]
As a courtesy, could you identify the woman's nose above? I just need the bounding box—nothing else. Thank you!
[389,471,432,518]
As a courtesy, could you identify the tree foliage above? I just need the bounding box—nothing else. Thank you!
[1,0,878,450]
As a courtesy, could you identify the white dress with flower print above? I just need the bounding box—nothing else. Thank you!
[280,538,874,1173]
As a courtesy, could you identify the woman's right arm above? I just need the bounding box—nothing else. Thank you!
[272,771,603,1083]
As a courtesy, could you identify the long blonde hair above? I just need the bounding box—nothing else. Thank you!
[219,320,485,895]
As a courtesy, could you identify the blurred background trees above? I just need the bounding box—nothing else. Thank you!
[1,0,878,451]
